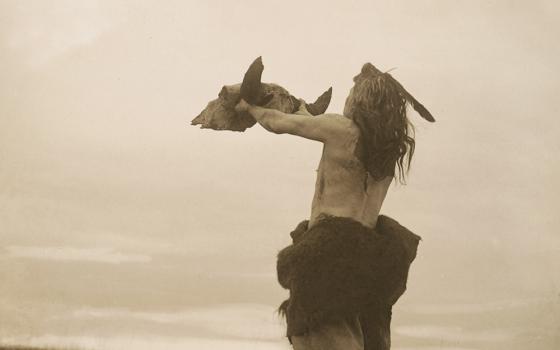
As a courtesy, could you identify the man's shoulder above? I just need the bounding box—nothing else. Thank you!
[319,113,349,121]
[316,113,361,140]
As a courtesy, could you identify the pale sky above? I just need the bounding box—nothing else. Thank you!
[1,1,559,349]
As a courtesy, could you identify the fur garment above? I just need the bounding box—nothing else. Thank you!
[277,214,421,339]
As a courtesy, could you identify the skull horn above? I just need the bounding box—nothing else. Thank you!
[305,87,333,115]
[240,56,267,105]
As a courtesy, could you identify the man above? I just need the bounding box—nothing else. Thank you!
[235,62,434,350]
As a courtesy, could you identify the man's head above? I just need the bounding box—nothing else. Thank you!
[343,63,416,183]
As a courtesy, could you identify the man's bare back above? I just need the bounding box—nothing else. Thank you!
[309,117,392,229]
[235,100,391,229]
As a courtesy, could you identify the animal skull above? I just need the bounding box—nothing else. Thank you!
[191,57,332,132]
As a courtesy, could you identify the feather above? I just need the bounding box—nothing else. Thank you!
[385,73,435,122]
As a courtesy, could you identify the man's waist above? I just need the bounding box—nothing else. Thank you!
[309,209,379,230]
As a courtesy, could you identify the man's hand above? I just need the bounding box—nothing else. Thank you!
[235,99,251,114]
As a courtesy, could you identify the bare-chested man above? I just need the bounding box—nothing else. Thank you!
[235,62,433,350]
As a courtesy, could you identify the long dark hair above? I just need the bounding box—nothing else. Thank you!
[344,64,416,183]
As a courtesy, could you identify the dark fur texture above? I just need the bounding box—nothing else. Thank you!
[277,214,420,343]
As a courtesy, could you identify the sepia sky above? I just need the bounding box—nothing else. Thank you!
[1,1,559,349]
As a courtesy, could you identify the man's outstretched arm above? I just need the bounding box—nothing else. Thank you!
[235,99,349,143]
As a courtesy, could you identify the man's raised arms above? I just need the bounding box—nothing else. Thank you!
[235,99,354,143]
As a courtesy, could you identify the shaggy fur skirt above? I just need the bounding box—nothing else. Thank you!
[277,214,421,346]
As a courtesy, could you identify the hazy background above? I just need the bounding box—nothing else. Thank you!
[1,1,559,349]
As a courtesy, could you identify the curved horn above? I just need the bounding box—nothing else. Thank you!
[306,87,333,115]
[240,56,265,105]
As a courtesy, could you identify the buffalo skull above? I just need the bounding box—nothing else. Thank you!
[191,57,332,132]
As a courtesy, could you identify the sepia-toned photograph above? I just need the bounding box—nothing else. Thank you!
[1,1,558,350]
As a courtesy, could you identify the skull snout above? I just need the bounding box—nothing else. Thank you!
[191,111,205,125]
